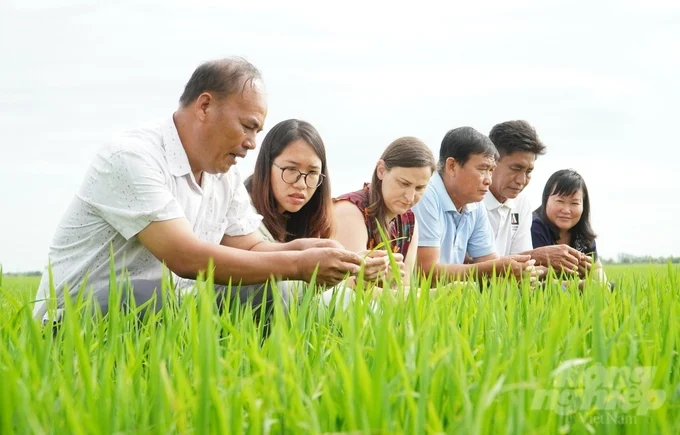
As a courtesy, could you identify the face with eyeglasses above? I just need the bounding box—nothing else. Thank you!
[270,139,325,213]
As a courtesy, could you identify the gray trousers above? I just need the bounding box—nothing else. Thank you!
[117,279,301,317]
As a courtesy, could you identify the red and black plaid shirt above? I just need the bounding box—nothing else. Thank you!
[335,183,415,257]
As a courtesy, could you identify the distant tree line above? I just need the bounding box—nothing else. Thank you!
[602,254,680,265]
[2,270,42,276]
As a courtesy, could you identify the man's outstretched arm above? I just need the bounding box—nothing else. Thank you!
[417,247,533,285]
[220,231,345,253]
[137,218,362,286]
[520,245,589,275]
[417,246,497,282]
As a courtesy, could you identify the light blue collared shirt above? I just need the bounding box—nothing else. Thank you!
[412,172,496,264]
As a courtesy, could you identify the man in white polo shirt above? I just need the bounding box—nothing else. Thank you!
[33,57,381,321]
[484,120,592,274]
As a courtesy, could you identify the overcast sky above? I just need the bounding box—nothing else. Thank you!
[1,0,678,272]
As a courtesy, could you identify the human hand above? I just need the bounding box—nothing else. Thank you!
[578,254,594,277]
[533,245,590,276]
[292,238,344,251]
[389,252,406,278]
[497,254,536,281]
[296,248,362,286]
[358,249,390,281]
[535,265,549,280]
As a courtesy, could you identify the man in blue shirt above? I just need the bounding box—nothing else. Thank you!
[412,127,536,282]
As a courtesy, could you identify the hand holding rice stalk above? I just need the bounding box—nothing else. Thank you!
[356,220,407,289]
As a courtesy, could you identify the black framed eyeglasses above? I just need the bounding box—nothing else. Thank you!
[272,161,325,188]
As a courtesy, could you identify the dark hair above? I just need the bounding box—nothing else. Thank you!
[489,120,546,158]
[245,119,333,242]
[179,57,262,106]
[368,137,436,233]
[438,126,498,172]
[534,169,597,249]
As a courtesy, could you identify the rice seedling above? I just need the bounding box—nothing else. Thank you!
[0,262,678,434]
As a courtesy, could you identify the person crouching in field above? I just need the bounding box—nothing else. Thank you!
[531,169,608,284]
[332,137,436,288]
[245,119,334,243]
[244,119,390,287]
[33,58,367,323]
[485,120,593,277]
[411,127,537,285]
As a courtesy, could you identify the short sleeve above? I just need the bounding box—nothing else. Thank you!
[467,206,496,258]
[411,187,443,247]
[257,222,277,243]
[224,170,263,236]
[531,216,553,248]
[510,201,534,254]
[77,148,185,240]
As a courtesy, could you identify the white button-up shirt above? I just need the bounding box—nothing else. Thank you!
[34,117,262,320]
[483,191,533,256]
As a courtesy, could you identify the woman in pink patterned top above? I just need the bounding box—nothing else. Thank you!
[333,137,436,285]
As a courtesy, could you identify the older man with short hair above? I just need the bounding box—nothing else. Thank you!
[485,120,592,275]
[34,57,383,321]
[412,126,536,283]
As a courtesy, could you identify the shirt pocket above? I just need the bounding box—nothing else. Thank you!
[200,218,229,244]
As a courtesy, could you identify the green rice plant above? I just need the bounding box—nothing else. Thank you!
[0,261,678,434]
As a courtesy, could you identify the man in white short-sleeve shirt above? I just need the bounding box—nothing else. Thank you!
[484,120,592,275]
[483,184,533,255]
[34,58,388,321]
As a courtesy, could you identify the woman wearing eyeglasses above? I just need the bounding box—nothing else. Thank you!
[245,119,334,243]
[245,119,390,309]
[246,118,390,275]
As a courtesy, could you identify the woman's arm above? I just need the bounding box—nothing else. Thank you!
[332,200,370,252]
[332,200,390,281]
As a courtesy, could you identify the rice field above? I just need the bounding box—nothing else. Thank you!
[1,263,679,434]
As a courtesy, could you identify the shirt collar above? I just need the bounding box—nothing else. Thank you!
[162,117,192,177]
[432,172,478,214]
[483,191,517,210]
